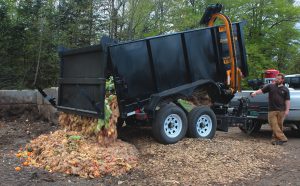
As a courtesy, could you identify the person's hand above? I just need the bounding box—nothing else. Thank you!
[284,110,289,117]
[250,92,256,97]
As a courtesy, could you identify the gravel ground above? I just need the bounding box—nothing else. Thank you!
[1,108,300,186]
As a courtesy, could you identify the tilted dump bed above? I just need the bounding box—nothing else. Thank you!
[57,22,248,119]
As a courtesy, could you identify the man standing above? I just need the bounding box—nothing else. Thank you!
[251,73,290,145]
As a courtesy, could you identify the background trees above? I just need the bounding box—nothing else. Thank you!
[0,0,299,89]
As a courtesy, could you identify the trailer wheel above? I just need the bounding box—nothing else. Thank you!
[187,106,217,139]
[152,104,187,144]
[239,119,262,135]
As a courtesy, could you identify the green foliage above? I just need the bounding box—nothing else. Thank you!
[105,76,115,93]
[68,135,81,141]
[178,99,194,112]
[0,0,299,90]
[96,95,113,132]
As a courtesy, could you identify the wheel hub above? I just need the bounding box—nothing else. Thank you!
[164,114,182,138]
[200,122,205,128]
[168,122,175,128]
[196,114,212,137]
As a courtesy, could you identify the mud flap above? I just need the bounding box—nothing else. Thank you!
[216,117,229,132]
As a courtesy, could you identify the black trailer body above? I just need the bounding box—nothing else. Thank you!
[110,23,248,118]
[58,22,247,118]
[55,5,249,144]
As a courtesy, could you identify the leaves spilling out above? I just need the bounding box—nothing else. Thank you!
[58,95,119,146]
[25,130,138,178]
[23,94,139,178]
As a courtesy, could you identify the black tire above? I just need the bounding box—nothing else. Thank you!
[187,106,217,139]
[293,123,300,134]
[288,123,300,134]
[152,103,188,144]
[239,119,262,135]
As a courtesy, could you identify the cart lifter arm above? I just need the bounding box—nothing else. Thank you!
[200,4,243,93]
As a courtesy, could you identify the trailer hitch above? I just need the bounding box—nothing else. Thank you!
[236,96,249,117]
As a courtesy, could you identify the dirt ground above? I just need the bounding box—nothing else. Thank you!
[1,107,300,186]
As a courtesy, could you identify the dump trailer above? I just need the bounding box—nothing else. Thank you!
[55,4,250,144]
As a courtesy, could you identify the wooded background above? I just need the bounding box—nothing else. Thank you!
[1,0,300,89]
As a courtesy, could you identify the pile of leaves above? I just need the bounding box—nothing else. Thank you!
[22,94,139,178]
[58,95,119,146]
[25,130,138,178]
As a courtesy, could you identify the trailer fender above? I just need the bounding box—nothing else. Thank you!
[145,80,221,117]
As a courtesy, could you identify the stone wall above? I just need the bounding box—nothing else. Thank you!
[0,88,58,124]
